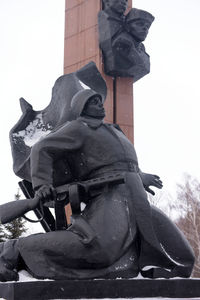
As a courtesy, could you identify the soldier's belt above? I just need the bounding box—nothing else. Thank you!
[88,161,139,178]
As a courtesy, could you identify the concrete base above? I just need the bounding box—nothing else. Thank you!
[0,278,200,300]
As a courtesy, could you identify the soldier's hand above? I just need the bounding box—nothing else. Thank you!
[139,172,163,196]
[35,184,56,202]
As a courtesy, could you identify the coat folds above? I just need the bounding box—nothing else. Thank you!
[18,117,194,279]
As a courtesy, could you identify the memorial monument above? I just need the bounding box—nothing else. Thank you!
[0,60,194,282]
[98,1,154,80]
[0,0,199,299]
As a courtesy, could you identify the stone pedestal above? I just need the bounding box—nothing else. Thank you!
[0,278,200,300]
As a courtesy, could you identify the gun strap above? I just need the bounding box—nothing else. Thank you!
[69,184,81,215]
[22,199,44,223]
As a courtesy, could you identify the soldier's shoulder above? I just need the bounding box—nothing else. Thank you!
[72,118,91,131]
[67,119,86,130]
[106,123,120,129]
[106,123,125,133]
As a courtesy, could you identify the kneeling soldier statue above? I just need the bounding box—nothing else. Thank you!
[0,85,194,281]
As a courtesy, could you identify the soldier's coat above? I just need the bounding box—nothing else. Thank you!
[18,117,194,279]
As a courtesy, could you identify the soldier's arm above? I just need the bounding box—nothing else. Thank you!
[31,120,85,193]
[139,172,163,195]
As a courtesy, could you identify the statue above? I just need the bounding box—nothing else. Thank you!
[9,62,107,183]
[0,64,195,281]
[98,0,155,81]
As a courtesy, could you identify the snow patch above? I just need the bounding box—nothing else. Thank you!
[160,243,185,267]
[12,113,52,147]
[81,202,86,211]
[18,270,53,282]
[142,265,171,272]
[79,80,90,90]
[18,270,39,282]
[115,263,128,271]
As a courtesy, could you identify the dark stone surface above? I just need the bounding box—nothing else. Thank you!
[9,61,107,183]
[0,278,200,300]
[4,61,194,282]
[98,1,155,81]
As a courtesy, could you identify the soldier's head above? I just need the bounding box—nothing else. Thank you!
[103,0,128,15]
[82,95,105,119]
[71,90,105,119]
[127,8,155,42]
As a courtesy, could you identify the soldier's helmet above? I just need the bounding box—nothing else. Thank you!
[71,89,103,118]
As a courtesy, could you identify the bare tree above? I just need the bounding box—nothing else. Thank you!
[148,189,175,219]
[174,174,200,277]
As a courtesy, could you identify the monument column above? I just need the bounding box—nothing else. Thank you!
[64,0,134,142]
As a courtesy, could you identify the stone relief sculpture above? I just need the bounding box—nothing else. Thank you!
[0,62,194,281]
[98,0,155,81]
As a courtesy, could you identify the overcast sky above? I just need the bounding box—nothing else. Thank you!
[0,0,200,212]
[133,0,200,196]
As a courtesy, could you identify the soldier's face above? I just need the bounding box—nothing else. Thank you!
[82,96,105,119]
[108,0,128,15]
[129,19,151,41]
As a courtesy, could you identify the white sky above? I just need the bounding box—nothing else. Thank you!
[134,0,200,196]
[0,0,65,205]
[0,0,200,210]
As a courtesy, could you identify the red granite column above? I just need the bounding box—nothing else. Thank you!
[64,0,134,221]
[64,0,134,140]
[114,1,134,142]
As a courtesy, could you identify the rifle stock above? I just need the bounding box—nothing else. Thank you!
[0,197,40,224]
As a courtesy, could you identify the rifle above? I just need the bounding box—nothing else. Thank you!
[0,173,125,225]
